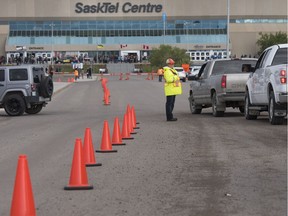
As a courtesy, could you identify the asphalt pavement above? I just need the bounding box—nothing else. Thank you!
[0,75,286,216]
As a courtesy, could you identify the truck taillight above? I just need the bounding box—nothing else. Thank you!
[280,77,286,84]
[221,75,226,88]
[280,70,286,84]
[31,84,37,91]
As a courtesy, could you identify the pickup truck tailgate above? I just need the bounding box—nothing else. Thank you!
[224,73,250,92]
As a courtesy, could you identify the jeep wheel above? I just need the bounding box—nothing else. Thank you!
[25,104,43,114]
[269,91,284,125]
[40,76,54,98]
[4,94,25,116]
[212,92,224,117]
[189,93,202,114]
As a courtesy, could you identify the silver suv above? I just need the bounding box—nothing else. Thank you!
[0,65,53,116]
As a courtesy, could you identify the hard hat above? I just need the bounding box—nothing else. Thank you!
[166,58,175,64]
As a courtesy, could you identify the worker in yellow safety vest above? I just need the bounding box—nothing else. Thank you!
[163,58,182,121]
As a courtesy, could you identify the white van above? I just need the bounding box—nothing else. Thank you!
[174,67,187,82]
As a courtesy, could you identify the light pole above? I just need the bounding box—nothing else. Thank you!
[226,0,230,58]
[184,21,189,52]
[162,12,166,44]
[49,23,55,65]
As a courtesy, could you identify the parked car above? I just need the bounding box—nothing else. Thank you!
[132,68,143,73]
[174,67,187,82]
[245,44,287,125]
[99,68,108,74]
[0,65,53,116]
[188,58,257,116]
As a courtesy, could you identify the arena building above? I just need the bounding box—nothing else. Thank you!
[0,0,287,64]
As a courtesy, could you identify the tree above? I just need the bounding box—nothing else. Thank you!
[256,32,288,54]
[149,45,190,69]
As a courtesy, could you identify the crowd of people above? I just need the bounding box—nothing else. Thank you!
[0,53,145,65]
[94,54,141,64]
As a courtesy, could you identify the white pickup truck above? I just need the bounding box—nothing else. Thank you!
[188,58,257,117]
[245,44,288,125]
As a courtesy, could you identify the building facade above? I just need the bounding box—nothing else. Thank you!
[0,0,287,63]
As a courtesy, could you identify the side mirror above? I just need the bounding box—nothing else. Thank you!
[188,75,198,81]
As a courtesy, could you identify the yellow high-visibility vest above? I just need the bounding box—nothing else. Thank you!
[163,66,182,96]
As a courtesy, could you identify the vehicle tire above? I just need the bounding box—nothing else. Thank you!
[189,93,202,114]
[244,92,257,120]
[39,76,54,98]
[269,91,284,125]
[4,94,25,116]
[25,104,43,114]
[239,106,245,113]
[212,92,224,117]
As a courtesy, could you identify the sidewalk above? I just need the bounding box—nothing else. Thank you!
[53,75,98,95]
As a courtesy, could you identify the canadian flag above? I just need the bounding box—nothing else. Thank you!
[143,45,149,50]
[120,44,127,48]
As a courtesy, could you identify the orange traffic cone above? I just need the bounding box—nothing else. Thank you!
[146,73,150,80]
[83,128,102,167]
[67,77,71,82]
[132,105,140,125]
[126,106,137,135]
[103,90,110,105]
[96,120,118,153]
[10,155,36,216]
[107,88,111,98]
[101,78,107,89]
[64,138,93,190]
[131,106,140,129]
[119,73,123,80]
[112,117,126,146]
[121,113,134,140]
[125,73,130,80]
[57,77,61,82]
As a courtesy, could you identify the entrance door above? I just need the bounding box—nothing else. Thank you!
[120,51,140,63]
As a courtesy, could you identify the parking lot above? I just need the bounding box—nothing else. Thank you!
[0,75,287,216]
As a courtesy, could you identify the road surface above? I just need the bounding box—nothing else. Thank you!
[0,75,287,216]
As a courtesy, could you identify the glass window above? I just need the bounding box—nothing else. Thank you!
[271,47,288,65]
[258,49,271,68]
[212,60,257,75]
[201,62,210,78]
[0,69,4,81]
[30,37,35,44]
[9,69,28,81]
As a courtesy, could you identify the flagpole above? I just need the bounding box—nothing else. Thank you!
[96,45,98,63]
[226,0,230,58]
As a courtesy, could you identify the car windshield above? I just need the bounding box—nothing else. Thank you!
[212,60,257,75]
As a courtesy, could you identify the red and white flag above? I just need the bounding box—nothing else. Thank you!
[143,45,149,50]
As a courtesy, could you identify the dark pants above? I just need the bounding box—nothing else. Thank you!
[166,95,176,120]
[159,75,163,82]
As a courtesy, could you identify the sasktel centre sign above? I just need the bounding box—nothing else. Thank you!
[75,2,163,13]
